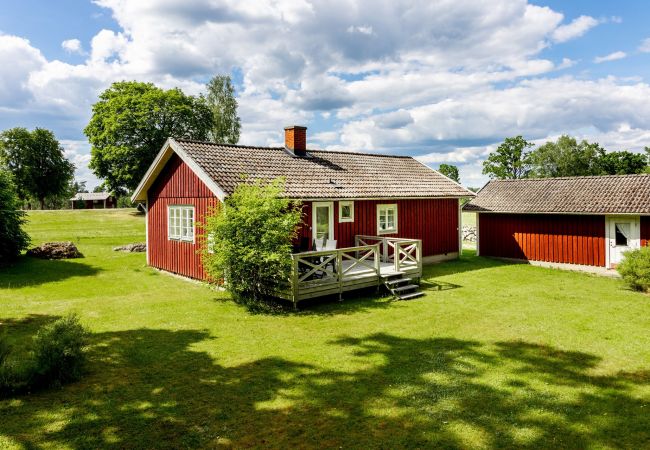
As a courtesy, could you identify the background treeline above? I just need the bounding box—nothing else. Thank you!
[483,135,650,180]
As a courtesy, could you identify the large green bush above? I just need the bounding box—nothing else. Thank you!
[31,314,89,388]
[0,168,30,263]
[617,246,650,293]
[202,178,302,302]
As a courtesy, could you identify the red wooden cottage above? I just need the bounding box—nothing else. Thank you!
[464,175,650,270]
[131,126,473,302]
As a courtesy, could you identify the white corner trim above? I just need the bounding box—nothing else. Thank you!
[131,138,226,203]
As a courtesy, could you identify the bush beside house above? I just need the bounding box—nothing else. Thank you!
[617,246,650,293]
[202,179,302,304]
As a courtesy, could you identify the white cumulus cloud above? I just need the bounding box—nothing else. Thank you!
[594,51,627,63]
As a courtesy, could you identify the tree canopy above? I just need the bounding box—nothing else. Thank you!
[598,151,648,175]
[482,136,534,179]
[438,164,460,183]
[202,178,302,304]
[206,75,241,144]
[0,127,75,209]
[529,135,603,178]
[85,81,213,194]
[0,168,30,262]
[484,135,650,179]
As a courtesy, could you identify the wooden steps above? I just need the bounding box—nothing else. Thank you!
[382,272,424,300]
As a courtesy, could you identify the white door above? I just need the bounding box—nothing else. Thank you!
[312,202,334,242]
[607,216,640,267]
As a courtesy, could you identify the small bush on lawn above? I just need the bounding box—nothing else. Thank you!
[202,178,302,306]
[0,333,29,396]
[617,246,650,293]
[31,314,89,388]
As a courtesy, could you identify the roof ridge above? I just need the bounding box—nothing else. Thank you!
[490,173,650,182]
[174,138,413,159]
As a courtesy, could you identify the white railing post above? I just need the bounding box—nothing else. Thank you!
[291,255,299,309]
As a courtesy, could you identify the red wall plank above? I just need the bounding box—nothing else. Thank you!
[478,213,605,267]
[296,198,460,257]
[148,154,219,279]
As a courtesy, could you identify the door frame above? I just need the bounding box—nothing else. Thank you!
[605,215,640,269]
[312,201,335,242]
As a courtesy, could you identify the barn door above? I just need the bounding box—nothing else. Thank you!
[607,216,640,268]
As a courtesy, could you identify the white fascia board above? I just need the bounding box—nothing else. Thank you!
[131,138,226,203]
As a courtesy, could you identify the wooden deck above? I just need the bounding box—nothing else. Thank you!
[278,235,422,307]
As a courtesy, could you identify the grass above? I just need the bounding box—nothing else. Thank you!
[1,209,649,449]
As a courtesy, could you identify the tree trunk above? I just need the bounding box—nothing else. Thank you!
[40,197,45,210]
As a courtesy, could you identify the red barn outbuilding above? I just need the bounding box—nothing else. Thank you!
[131,126,474,283]
[464,175,650,270]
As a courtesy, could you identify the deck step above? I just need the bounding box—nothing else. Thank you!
[396,291,425,300]
[391,284,419,293]
[380,271,404,279]
[385,277,412,287]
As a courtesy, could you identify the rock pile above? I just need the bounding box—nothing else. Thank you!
[26,242,83,259]
[462,226,477,242]
[113,243,147,253]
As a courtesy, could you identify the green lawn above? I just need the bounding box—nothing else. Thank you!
[1,209,649,449]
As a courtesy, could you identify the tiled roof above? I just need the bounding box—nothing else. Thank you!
[175,139,473,199]
[71,192,112,201]
[463,174,650,214]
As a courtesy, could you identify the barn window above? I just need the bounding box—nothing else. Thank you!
[168,205,194,242]
[377,204,398,234]
[339,201,354,222]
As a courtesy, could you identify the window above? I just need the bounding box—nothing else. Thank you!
[377,204,398,234]
[615,223,629,246]
[339,201,354,222]
[168,205,194,242]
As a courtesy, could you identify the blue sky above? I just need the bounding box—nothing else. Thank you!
[2,0,650,188]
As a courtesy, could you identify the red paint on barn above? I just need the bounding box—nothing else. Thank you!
[296,199,460,257]
[147,154,219,279]
[642,216,650,247]
[478,213,606,267]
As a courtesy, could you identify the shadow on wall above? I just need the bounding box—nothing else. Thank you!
[0,257,101,289]
[1,322,649,448]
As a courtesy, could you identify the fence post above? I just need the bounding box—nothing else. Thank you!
[337,250,343,301]
[291,255,299,310]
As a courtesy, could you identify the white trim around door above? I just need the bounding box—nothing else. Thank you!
[605,215,640,269]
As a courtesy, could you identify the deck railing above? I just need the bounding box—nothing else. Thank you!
[355,235,422,274]
[285,235,422,307]
[290,243,381,305]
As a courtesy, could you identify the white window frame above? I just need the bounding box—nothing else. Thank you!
[377,204,398,235]
[168,205,195,242]
[338,201,354,223]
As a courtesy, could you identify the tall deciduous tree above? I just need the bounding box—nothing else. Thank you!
[438,164,460,183]
[598,151,648,175]
[0,169,30,262]
[0,128,75,209]
[205,75,241,144]
[482,136,534,179]
[529,135,603,178]
[85,81,213,194]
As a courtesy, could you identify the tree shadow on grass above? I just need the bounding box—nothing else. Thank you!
[0,256,101,289]
[1,327,648,449]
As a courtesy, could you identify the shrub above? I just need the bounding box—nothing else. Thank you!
[0,333,28,396]
[0,168,30,263]
[202,178,302,303]
[31,314,89,387]
[617,246,650,292]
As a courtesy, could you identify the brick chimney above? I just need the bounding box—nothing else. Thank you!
[284,126,307,156]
